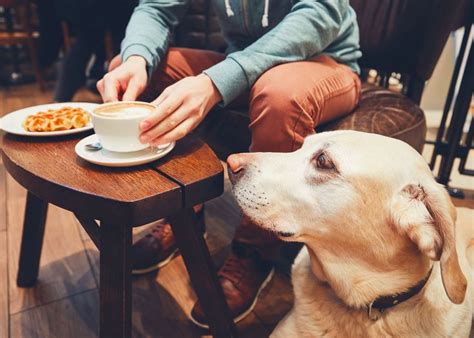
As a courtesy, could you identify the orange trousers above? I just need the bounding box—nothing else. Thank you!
[145,47,361,260]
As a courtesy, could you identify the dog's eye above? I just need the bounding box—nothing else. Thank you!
[315,152,334,170]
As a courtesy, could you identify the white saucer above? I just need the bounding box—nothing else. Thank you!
[75,134,175,167]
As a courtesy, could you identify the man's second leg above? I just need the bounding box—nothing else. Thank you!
[191,55,361,327]
[132,48,224,274]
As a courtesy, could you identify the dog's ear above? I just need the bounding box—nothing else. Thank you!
[391,180,467,304]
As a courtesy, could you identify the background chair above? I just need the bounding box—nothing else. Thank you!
[148,0,471,159]
[0,0,45,90]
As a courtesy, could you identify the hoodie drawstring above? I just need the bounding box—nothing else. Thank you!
[225,0,234,17]
[225,0,269,28]
[262,0,269,27]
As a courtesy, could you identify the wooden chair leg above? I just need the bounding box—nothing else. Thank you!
[99,220,132,338]
[169,208,238,338]
[16,191,48,287]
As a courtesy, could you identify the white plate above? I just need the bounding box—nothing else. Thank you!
[75,134,175,167]
[0,102,97,136]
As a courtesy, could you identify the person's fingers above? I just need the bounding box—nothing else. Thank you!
[150,85,173,107]
[109,55,122,71]
[140,95,182,132]
[122,77,146,101]
[149,117,197,146]
[140,105,191,143]
[102,74,121,102]
[96,79,104,96]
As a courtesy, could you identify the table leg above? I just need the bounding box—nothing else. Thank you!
[99,220,132,338]
[17,192,48,287]
[169,208,238,338]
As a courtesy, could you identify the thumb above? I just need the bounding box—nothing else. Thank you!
[122,77,146,101]
[108,54,122,72]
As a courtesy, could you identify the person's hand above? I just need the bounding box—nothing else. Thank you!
[140,74,222,146]
[97,55,148,102]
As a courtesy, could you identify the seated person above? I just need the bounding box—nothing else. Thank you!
[97,0,362,328]
[36,0,137,101]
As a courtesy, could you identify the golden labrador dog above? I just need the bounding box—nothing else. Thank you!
[227,131,473,337]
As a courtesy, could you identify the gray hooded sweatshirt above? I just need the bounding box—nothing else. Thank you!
[121,0,362,105]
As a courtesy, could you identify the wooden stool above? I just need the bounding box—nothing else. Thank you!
[1,133,237,337]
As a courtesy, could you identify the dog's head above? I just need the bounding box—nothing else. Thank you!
[228,131,466,305]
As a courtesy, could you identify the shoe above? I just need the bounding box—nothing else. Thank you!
[131,208,205,274]
[189,247,275,329]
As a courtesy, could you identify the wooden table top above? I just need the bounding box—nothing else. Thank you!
[1,132,224,225]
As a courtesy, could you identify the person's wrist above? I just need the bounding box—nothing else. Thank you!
[126,55,147,68]
[200,74,222,106]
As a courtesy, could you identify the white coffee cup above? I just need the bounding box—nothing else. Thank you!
[91,101,155,152]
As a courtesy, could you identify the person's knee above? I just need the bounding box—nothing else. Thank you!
[249,72,313,152]
[249,75,298,123]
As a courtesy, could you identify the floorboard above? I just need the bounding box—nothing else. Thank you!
[0,231,9,338]
[9,289,99,338]
[6,175,96,314]
[0,158,6,232]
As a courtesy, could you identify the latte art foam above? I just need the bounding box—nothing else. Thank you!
[97,107,151,118]
[94,103,154,119]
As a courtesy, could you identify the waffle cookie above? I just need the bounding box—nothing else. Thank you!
[22,107,91,132]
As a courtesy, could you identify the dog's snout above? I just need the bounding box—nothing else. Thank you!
[227,154,244,174]
[227,154,245,185]
[227,153,257,185]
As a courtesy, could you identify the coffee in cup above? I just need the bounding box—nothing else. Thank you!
[91,101,155,152]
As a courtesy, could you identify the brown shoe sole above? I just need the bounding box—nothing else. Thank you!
[132,232,208,275]
[189,268,275,330]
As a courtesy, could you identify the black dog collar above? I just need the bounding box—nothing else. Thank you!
[367,267,433,320]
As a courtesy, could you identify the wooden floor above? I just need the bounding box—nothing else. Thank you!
[0,83,473,338]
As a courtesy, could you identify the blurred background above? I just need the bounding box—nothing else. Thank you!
[0,0,136,102]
